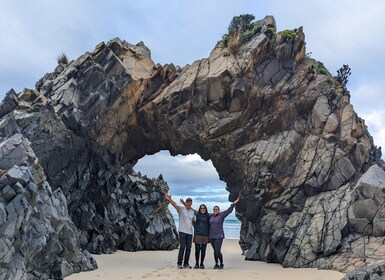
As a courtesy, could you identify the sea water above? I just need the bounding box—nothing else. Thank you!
[222,219,241,239]
[173,218,241,239]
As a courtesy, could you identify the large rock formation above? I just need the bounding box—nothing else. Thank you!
[1,15,385,279]
[0,133,96,279]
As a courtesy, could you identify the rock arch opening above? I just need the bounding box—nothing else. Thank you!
[134,150,241,239]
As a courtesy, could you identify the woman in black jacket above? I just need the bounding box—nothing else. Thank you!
[193,204,210,269]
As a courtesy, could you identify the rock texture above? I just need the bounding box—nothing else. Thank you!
[1,15,385,279]
[0,48,179,277]
[0,133,96,279]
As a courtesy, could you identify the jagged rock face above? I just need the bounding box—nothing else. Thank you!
[0,44,178,278]
[2,15,385,278]
[0,134,96,279]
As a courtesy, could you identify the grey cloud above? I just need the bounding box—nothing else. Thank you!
[134,150,225,188]
[134,151,228,201]
[169,185,227,198]
[193,195,229,204]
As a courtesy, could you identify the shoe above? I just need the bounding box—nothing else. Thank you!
[213,264,219,269]
[177,264,183,269]
[184,264,192,269]
[219,263,224,269]
[194,264,199,269]
[200,264,205,269]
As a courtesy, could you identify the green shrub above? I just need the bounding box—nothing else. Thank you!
[227,14,255,35]
[265,26,276,39]
[313,61,331,76]
[223,14,260,54]
[240,23,262,44]
[363,124,369,135]
[280,29,296,38]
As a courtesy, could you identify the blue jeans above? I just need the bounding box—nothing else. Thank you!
[177,232,193,266]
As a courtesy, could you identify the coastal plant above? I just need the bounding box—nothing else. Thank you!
[313,60,331,76]
[240,23,261,44]
[280,29,296,39]
[223,14,259,54]
[337,64,351,89]
[57,52,69,65]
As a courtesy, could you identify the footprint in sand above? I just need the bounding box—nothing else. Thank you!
[142,268,173,279]
[141,272,153,278]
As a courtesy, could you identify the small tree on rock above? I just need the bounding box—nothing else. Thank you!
[223,14,256,54]
[337,64,351,89]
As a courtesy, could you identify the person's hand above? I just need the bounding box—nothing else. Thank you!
[180,198,186,206]
[234,197,240,204]
[164,193,172,201]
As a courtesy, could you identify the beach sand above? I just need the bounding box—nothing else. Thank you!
[66,239,344,280]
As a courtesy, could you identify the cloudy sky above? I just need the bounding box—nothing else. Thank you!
[1,1,384,216]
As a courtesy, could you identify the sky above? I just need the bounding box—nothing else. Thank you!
[134,151,231,218]
[1,1,385,216]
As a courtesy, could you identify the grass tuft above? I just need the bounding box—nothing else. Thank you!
[57,52,69,65]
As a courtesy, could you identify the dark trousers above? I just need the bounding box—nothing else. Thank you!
[210,238,223,264]
[194,243,207,265]
[178,232,192,265]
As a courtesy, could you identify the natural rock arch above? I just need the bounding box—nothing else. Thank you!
[1,15,385,279]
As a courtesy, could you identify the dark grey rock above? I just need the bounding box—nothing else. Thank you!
[0,89,18,119]
[1,185,16,201]
[0,135,97,278]
[0,237,14,264]
[5,166,31,186]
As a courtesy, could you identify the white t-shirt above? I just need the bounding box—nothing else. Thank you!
[178,206,195,235]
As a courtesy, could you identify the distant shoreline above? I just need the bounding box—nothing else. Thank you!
[174,217,241,239]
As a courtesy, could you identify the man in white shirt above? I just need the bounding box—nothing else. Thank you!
[165,194,195,269]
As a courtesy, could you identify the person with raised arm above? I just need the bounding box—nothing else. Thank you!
[164,193,195,269]
[209,197,240,269]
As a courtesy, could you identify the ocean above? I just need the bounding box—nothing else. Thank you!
[173,218,241,239]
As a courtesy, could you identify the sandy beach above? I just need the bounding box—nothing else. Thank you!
[66,240,344,280]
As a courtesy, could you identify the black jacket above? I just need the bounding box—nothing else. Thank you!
[194,213,210,236]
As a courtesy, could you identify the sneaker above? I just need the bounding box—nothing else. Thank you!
[213,264,219,269]
[184,264,192,269]
[177,264,183,269]
[194,264,199,269]
[200,264,205,269]
[219,263,224,269]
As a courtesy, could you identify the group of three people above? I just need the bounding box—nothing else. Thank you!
[164,194,240,269]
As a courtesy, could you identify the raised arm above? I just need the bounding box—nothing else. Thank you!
[221,197,240,218]
[164,193,180,211]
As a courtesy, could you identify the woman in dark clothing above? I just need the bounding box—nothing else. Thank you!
[193,204,210,269]
[209,197,240,269]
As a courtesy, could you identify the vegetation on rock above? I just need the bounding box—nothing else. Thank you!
[222,14,260,54]
[57,52,69,65]
[279,29,296,38]
[337,64,351,89]
[313,60,331,76]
